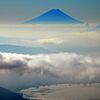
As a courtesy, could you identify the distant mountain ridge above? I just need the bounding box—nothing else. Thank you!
[0,44,52,54]
[25,9,81,24]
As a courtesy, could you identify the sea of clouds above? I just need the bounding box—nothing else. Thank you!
[0,52,100,90]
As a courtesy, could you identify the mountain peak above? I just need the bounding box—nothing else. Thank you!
[51,9,60,10]
[25,9,81,24]
[50,9,61,12]
[45,9,66,15]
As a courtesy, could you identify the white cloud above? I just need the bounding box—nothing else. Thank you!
[0,53,100,89]
[34,38,65,45]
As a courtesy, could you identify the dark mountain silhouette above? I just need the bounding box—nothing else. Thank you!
[0,87,29,100]
[0,44,52,54]
[25,9,81,24]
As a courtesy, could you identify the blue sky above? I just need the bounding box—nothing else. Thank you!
[0,0,100,23]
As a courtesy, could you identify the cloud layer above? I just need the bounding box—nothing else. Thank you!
[0,52,100,89]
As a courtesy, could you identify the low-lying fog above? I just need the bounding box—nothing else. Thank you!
[21,84,100,100]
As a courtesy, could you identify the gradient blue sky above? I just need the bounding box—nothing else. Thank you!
[0,0,100,23]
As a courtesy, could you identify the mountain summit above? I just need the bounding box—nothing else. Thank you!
[25,9,81,24]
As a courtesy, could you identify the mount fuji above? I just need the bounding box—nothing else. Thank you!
[25,9,81,24]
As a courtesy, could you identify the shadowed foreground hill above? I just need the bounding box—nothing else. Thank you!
[0,87,29,100]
